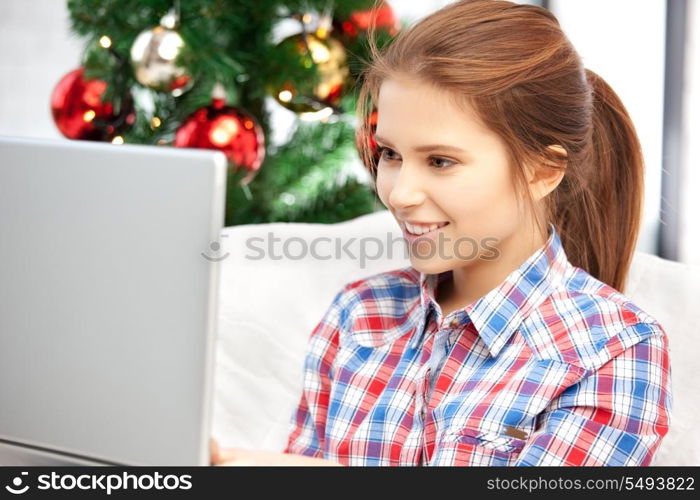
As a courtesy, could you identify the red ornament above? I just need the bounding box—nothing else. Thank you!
[50,67,134,140]
[174,98,265,185]
[334,1,400,40]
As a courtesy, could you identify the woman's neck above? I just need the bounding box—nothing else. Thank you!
[437,223,548,316]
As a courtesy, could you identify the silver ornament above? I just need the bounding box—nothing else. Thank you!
[130,24,193,96]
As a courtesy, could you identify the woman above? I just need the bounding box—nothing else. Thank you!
[213,0,672,466]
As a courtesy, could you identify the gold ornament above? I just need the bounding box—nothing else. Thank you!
[130,9,193,96]
[270,30,349,116]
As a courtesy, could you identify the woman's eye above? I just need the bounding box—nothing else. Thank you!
[430,157,455,169]
[377,146,455,170]
[377,146,398,162]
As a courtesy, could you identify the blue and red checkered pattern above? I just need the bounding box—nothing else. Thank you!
[283,223,673,466]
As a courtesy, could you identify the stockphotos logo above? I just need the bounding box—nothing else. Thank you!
[3,471,193,495]
[5,472,29,494]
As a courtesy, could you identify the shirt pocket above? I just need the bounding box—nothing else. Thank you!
[448,425,528,452]
[432,426,529,466]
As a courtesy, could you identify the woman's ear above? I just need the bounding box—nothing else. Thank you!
[524,144,567,201]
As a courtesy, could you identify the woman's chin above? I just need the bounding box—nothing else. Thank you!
[408,256,453,275]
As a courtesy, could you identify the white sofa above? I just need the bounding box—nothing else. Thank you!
[211,209,699,466]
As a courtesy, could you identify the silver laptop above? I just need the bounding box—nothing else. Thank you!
[0,136,227,466]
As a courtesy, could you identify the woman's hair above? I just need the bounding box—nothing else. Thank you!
[355,0,645,293]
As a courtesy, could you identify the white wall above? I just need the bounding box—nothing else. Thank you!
[0,0,84,139]
[549,0,666,256]
[679,0,700,265]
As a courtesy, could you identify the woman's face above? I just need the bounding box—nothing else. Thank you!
[374,76,527,274]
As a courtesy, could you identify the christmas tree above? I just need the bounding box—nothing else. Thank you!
[57,0,399,226]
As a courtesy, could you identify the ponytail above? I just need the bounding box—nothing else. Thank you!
[553,69,645,293]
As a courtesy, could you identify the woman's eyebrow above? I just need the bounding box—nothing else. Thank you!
[374,134,467,153]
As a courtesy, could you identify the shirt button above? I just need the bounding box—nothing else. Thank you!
[449,318,459,328]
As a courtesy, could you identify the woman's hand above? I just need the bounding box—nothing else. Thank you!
[209,438,344,466]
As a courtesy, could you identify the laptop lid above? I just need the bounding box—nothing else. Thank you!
[0,136,227,466]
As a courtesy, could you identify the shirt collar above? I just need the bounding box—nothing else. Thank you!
[410,222,571,357]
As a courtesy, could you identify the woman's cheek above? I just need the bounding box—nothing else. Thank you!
[445,178,511,240]
[375,166,401,209]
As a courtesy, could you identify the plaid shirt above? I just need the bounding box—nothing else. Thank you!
[283,223,673,466]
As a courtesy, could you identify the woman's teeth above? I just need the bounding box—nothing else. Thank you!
[405,221,449,235]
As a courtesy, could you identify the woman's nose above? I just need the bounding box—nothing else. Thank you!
[388,165,426,210]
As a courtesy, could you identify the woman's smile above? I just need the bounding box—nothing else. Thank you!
[402,220,450,242]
